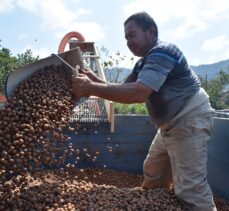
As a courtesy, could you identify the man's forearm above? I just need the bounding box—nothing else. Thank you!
[90,82,151,104]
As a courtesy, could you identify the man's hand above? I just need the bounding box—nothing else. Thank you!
[72,73,93,97]
[79,67,105,84]
[79,67,95,79]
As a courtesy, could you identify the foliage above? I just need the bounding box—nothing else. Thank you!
[98,46,134,83]
[0,41,39,94]
[199,70,229,109]
[97,46,147,114]
[0,47,16,94]
[16,49,39,68]
[114,103,148,115]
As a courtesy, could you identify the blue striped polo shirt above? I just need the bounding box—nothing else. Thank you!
[132,40,201,126]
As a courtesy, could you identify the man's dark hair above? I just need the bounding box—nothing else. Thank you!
[124,11,158,38]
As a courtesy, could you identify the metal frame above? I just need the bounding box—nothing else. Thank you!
[69,40,115,132]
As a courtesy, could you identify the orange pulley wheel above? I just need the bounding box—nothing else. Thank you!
[58,31,85,53]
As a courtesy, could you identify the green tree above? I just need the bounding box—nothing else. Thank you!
[98,46,134,83]
[97,46,148,114]
[200,70,229,109]
[0,47,17,94]
[114,103,148,115]
[16,49,39,68]
[0,41,39,94]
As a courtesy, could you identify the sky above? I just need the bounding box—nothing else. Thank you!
[1,0,229,68]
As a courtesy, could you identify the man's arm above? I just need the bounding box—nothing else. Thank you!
[72,74,152,104]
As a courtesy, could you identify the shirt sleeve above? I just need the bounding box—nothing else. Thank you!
[137,52,177,92]
[124,58,143,83]
[124,71,137,83]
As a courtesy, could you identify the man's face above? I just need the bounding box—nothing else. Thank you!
[124,20,154,57]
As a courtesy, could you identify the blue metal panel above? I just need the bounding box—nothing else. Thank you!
[207,117,229,199]
[64,115,157,174]
[63,115,229,199]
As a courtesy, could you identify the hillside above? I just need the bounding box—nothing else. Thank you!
[191,59,229,80]
[104,59,229,82]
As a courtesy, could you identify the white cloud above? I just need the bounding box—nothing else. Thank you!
[16,0,105,43]
[32,47,50,58]
[199,0,229,21]
[201,35,229,52]
[123,0,229,21]
[17,0,107,60]
[17,0,79,30]
[0,0,14,14]
[123,0,172,24]
[167,18,207,39]
[189,36,229,65]
[123,0,229,39]
[123,0,196,24]
[64,22,105,42]
[17,33,28,40]
[22,44,50,58]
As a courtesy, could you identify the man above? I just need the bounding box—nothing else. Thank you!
[72,11,216,211]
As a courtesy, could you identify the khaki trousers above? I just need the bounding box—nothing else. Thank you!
[143,89,217,211]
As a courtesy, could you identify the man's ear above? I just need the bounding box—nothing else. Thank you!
[148,26,155,37]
